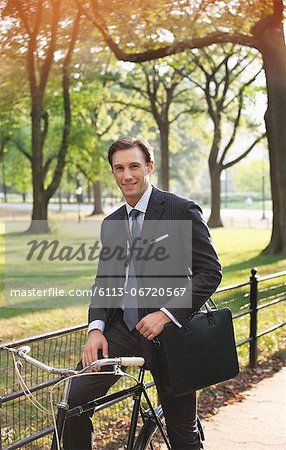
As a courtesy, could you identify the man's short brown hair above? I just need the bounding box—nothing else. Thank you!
[108,136,154,167]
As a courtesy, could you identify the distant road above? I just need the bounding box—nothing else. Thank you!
[0,202,272,228]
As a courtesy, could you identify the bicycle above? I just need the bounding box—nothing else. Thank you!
[5,345,173,450]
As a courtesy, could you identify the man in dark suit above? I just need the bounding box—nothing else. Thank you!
[62,136,222,449]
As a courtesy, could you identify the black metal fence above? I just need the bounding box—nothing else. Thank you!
[0,327,157,450]
[1,268,285,449]
[213,268,286,368]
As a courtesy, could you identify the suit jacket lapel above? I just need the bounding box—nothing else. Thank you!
[116,204,127,220]
[141,187,166,241]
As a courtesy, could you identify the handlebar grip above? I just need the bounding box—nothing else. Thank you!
[120,357,145,367]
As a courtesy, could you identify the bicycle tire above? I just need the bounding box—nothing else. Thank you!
[134,405,170,450]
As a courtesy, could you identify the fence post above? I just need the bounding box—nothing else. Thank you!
[249,267,258,369]
[0,394,2,450]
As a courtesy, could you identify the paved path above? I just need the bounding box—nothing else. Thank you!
[203,367,286,449]
[0,202,272,228]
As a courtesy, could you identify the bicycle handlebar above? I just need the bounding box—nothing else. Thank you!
[6,346,78,376]
[5,346,145,376]
[119,357,145,367]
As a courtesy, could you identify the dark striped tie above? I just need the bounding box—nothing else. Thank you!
[123,209,141,330]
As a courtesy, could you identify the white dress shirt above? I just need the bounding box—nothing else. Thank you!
[88,184,181,333]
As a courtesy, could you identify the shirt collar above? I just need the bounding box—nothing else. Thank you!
[125,184,153,216]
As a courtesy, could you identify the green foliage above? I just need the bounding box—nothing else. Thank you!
[4,146,31,196]
[0,0,272,204]
[83,0,274,51]
[231,158,271,196]
[170,114,209,195]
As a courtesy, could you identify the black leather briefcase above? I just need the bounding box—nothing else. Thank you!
[155,300,239,397]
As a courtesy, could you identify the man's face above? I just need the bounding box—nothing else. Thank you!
[111,146,154,206]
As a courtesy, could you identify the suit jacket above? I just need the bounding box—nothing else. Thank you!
[88,186,222,328]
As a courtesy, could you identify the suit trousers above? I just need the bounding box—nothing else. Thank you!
[61,310,203,450]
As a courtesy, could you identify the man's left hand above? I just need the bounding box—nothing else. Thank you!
[136,311,171,340]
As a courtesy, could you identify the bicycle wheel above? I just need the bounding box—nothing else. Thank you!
[134,405,170,450]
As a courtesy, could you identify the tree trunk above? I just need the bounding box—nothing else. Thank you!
[58,187,62,211]
[259,20,286,253]
[1,159,7,202]
[90,180,104,215]
[25,11,80,234]
[28,192,49,233]
[207,166,223,228]
[27,97,50,233]
[87,182,92,203]
[207,118,223,228]
[159,123,169,190]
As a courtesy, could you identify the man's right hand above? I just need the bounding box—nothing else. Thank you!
[82,329,109,368]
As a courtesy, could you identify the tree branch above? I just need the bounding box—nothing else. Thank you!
[219,92,243,164]
[223,133,266,169]
[11,138,32,161]
[172,86,194,99]
[75,162,91,181]
[81,1,259,63]
[41,111,49,147]
[15,0,44,97]
[205,77,216,123]
[97,32,258,63]
[181,72,206,92]
[9,0,32,35]
[143,68,161,123]
[222,66,263,110]
[216,58,230,110]
[169,106,203,124]
[43,155,55,177]
[116,80,148,99]
[39,0,62,94]
[165,82,178,111]
[97,106,128,137]
[190,50,210,77]
[45,8,81,200]
[31,0,44,40]
[209,124,222,167]
[228,54,258,84]
[199,46,216,72]
[210,54,230,78]
[107,100,151,114]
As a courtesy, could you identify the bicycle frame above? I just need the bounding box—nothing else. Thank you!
[52,366,170,450]
[6,346,170,450]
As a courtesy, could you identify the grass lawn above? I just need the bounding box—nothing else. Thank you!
[0,224,285,344]
[213,228,286,366]
[213,228,286,285]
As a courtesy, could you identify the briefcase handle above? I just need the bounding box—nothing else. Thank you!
[203,297,218,312]
[185,298,218,330]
